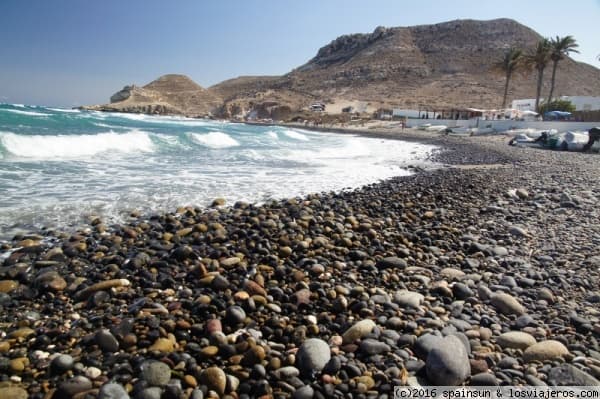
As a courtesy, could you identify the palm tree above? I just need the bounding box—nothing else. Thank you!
[523,39,552,112]
[495,47,523,109]
[547,35,579,104]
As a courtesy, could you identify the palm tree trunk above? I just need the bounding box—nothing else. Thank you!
[547,60,558,105]
[502,71,511,109]
[535,66,544,112]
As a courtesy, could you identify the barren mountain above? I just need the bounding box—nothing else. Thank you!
[87,19,600,118]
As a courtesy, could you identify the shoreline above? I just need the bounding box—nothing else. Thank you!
[1,127,600,397]
[0,125,452,243]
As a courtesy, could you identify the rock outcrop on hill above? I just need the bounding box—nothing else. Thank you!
[84,74,222,117]
[86,19,600,118]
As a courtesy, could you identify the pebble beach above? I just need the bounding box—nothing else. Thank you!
[1,128,600,399]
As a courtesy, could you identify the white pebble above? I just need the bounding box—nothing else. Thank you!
[34,350,50,360]
[85,366,102,379]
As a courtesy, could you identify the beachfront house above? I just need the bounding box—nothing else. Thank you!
[512,96,600,112]
[392,107,490,120]
[375,108,393,120]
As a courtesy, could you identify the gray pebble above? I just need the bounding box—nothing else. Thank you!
[98,383,130,399]
[141,361,171,387]
[296,338,331,377]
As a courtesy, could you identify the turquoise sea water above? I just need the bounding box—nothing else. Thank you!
[0,103,436,237]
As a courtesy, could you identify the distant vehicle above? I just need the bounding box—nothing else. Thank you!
[342,106,353,113]
[544,110,572,121]
[310,102,325,112]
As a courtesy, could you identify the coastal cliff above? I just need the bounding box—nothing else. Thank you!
[86,19,600,118]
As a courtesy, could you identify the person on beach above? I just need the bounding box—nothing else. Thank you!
[582,127,600,152]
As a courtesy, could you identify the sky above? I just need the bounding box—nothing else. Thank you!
[1,0,599,107]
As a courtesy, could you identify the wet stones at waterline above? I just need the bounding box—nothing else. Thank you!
[1,131,600,396]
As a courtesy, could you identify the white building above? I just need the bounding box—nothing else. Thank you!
[512,96,600,112]
[511,98,538,112]
[563,96,600,111]
[393,109,441,119]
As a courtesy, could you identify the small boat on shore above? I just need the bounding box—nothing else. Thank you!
[509,129,600,152]
[425,125,447,132]
[444,126,498,136]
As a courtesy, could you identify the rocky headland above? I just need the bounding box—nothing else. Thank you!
[83,75,223,117]
[1,131,600,398]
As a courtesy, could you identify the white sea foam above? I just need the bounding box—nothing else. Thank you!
[2,108,51,117]
[189,132,240,148]
[47,107,80,113]
[283,130,309,141]
[112,112,211,126]
[11,104,26,108]
[93,122,125,129]
[165,119,212,127]
[0,130,154,158]
[0,110,439,239]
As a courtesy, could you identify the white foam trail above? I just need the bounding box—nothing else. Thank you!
[2,108,51,117]
[111,113,147,121]
[154,133,190,149]
[12,104,26,108]
[165,119,212,127]
[283,130,309,141]
[93,122,126,129]
[265,131,279,139]
[47,107,80,113]
[282,139,371,162]
[112,112,211,126]
[0,130,154,158]
[189,132,240,149]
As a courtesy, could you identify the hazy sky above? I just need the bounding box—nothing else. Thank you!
[1,0,599,107]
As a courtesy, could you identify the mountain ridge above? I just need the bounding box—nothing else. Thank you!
[84,18,600,118]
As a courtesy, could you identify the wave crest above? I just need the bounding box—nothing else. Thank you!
[283,130,309,141]
[189,132,240,149]
[0,130,154,158]
[1,108,51,117]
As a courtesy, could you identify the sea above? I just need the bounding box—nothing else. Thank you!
[0,103,437,238]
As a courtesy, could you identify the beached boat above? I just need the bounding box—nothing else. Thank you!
[506,128,546,139]
[446,127,472,136]
[425,125,447,132]
[509,130,599,152]
[563,131,593,151]
[417,123,432,130]
[509,133,541,148]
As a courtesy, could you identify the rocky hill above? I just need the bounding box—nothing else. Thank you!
[87,19,600,118]
[84,74,222,117]
[284,18,600,111]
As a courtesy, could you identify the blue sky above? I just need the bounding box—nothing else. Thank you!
[1,0,599,107]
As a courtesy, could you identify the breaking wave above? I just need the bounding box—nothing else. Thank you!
[283,130,309,141]
[1,108,51,117]
[189,131,240,148]
[0,130,155,158]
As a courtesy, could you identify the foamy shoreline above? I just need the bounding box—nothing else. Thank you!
[0,107,441,239]
[2,127,600,397]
